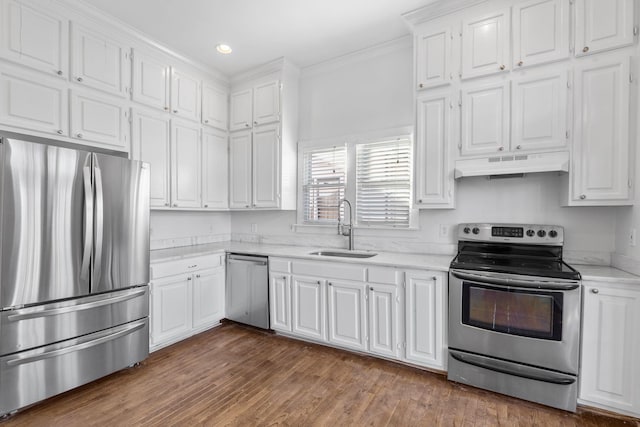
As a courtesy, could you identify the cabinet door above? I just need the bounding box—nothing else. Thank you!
[201,128,228,209]
[270,274,292,332]
[415,92,452,207]
[512,0,570,69]
[170,68,201,122]
[151,275,192,347]
[229,130,252,209]
[202,82,228,130]
[229,89,253,131]
[252,124,279,208]
[132,50,170,111]
[192,267,225,329]
[404,271,445,370]
[416,27,451,90]
[581,283,640,414]
[253,81,280,126]
[131,109,171,208]
[461,9,510,79]
[170,120,201,208]
[70,90,128,151]
[0,65,67,136]
[291,275,326,341]
[460,81,510,156]
[327,280,367,351]
[0,0,68,78]
[512,70,568,152]
[573,57,630,202]
[368,284,399,359]
[575,0,635,57]
[71,23,129,97]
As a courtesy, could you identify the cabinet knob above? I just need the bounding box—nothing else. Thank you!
[164,203,169,207]
[187,277,192,281]
[579,194,586,200]
[205,120,209,123]
[418,83,424,88]
[196,274,200,278]
[499,65,506,70]
[173,203,178,207]
[418,199,423,203]
[369,287,374,291]
[76,77,83,82]
[57,70,63,76]
[583,46,589,53]
[76,133,83,138]
[254,121,258,125]
[56,129,64,135]
[517,61,523,67]
[245,204,250,208]
[498,146,504,151]
[204,204,209,208]
[173,110,178,113]
[245,123,250,128]
[164,106,169,111]
[317,280,322,285]
[516,145,522,150]
[591,288,599,294]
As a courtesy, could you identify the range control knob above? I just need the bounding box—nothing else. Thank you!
[472,227,480,235]
[463,227,471,234]
[537,230,547,238]
[526,229,535,237]
[549,230,558,238]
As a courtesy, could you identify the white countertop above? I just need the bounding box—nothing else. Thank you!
[573,264,640,285]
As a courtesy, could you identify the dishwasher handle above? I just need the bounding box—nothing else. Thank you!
[227,254,268,265]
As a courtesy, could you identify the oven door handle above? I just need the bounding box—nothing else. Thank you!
[450,270,580,291]
[450,350,576,385]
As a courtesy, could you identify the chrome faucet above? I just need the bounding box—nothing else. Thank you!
[337,198,354,251]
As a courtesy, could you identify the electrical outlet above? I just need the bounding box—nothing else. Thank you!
[439,224,449,238]
[251,223,258,233]
[630,229,637,247]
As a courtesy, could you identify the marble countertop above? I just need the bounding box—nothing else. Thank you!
[150,242,640,283]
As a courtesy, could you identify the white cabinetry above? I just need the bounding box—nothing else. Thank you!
[580,281,640,418]
[461,9,510,79]
[270,273,292,332]
[568,56,631,205]
[368,282,400,359]
[132,50,170,111]
[416,26,451,90]
[170,68,201,122]
[71,23,130,97]
[202,82,228,130]
[131,108,171,208]
[201,128,228,209]
[229,130,252,208]
[230,81,280,131]
[512,0,569,69]
[327,280,367,352]
[291,275,326,341]
[70,90,129,151]
[150,253,225,351]
[404,270,446,371]
[460,81,510,156]
[575,0,635,57]
[170,119,201,208]
[0,0,68,78]
[229,89,252,131]
[252,123,279,208]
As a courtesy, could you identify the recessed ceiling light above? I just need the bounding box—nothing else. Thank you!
[216,44,232,54]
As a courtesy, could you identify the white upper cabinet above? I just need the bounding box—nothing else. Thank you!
[575,0,635,57]
[170,68,201,122]
[461,9,511,79]
[511,70,568,151]
[132,50,170,111]
[170,119,201,208]
[0,0,68,78]
[416,26,452,90]
[71,23,130,97]
[252,123,279,208]
[571,56,631,204]
[201,128,228,209]
[131,108,171,208]
[202,82,228,130]
[415,92,453,208]
[229,88,253,131]
[253,80,280,126]
[229,130,253,209]
[512,0,570,69]
[70,90,128,151]
[0,65,67,136]
[460,81,510,156]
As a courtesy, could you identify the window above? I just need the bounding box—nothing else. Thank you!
[299,132,415,228]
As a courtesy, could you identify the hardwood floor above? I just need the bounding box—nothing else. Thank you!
[3,323,638,427]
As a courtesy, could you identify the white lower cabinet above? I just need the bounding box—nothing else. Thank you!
[291,275,326,341]
[150,253,225,351]
[580,281,640,417]
[327,280,367,352]
[269,273,292,332]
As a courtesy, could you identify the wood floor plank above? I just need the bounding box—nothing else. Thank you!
[3,323,638,427]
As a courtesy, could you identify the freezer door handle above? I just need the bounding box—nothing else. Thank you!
[7,288,147,321]
[93,156,104,285]
[81,164,93,281]
[4,319,147,366]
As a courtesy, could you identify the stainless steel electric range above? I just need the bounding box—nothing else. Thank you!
[447,223,582,412]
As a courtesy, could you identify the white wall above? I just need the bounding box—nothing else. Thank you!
[231,36,621,265]
[151,211,231,249]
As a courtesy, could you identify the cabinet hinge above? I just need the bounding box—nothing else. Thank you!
[634,26,639,36]
[566,81,571,89]
[629,178,633,189]
[449,101,453,109]
[565,130,570,139]
[458,99,462,107]
[630,73,634,84]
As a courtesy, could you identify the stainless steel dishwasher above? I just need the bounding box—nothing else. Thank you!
[226,254,270,329]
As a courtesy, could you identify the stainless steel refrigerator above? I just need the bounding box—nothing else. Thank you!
[0,135,150,416]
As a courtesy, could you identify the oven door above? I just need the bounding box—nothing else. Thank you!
[449,269,581,374]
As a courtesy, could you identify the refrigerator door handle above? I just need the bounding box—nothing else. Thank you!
[81,165,93,281]
[93,156,104,286]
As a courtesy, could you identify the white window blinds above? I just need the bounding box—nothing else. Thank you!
[356,138,412,227]
[302,146,346,224]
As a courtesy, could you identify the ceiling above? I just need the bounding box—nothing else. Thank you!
[81,0,434,76]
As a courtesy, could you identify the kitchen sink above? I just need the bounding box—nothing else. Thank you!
[308,250,378,259]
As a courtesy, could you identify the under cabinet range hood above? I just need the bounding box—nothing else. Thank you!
[454,151,570,179]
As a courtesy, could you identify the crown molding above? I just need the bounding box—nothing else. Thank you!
[230,57,301,85]
[402,0,489,29]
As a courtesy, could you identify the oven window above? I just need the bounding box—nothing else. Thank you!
[462,282,563,340]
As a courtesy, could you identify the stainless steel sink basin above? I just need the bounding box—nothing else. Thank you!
[308,250,378,259]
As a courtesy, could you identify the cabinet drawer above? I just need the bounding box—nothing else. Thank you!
[269,258,291,273]
[368,267,401,285]
[151,253,224,279]
[292,260,365,282]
